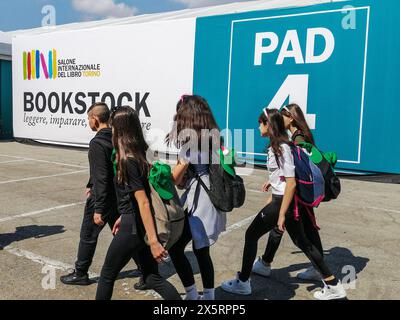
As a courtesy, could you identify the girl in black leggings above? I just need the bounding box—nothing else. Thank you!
[95,106,180,300]
[168,217,214,297]
[253,104,325,282]
[221,108,346,300]
[165,95,227,300]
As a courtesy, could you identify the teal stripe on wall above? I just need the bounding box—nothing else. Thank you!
[0,60,13,140]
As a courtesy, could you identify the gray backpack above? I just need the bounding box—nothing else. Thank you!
[146,183,185,250]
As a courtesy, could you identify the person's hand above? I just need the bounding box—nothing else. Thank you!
[277,215,286,233]
[112,217,122,235]
[150,241,169,263]
[262,181,271,192]
[94,213,105,226]
[85,188,91,198]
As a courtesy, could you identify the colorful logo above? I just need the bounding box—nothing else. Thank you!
[23,50,57,80]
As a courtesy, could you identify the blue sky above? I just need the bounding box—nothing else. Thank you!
[0,0,254,32]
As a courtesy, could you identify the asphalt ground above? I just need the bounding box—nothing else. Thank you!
[0,141,399,300]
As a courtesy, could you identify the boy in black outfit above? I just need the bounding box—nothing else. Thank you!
[60,102,141,285]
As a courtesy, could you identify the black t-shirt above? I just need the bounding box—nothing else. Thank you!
[114,158,150,235]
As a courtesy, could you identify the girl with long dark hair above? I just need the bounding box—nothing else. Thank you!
[282,103,315,145]
[252,104,324,282]
[221,108,346,300]
[95,106,180,300]
[166,95,227,300]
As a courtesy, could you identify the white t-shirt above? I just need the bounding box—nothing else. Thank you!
[267,143,296,195]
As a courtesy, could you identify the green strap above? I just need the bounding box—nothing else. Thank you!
[297,141,338,167]
[111,148,117,175]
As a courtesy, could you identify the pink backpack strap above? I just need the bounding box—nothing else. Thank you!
[294,195,300,221]
[304,206,321,230]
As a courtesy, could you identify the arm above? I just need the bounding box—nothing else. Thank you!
[277,177,296,232]
[134,190,167,262]
[89,141,111,225]
[86,155,93,197]
[171,161,189,186]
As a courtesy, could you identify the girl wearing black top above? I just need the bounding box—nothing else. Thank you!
[95,106,180,300]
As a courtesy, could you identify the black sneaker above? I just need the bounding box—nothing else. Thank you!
[134,277,148,291]
[60,271,91,286]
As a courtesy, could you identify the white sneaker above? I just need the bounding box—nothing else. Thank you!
[297,267,321,281]
[221,273,251,295]
[313,281,347,300]
[184,295,203,300]
[252,257,271,277]
[184,294,201,300]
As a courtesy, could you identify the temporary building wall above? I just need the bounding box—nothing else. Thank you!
[9,0,400,173]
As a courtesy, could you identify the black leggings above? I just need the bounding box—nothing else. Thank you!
[168,217,214,289]
[75,195,118,275]
[262,207,324,264]
[285,208,331,278]
[239,195,332,282]
[76,195,141,276]
[95,214,181,300]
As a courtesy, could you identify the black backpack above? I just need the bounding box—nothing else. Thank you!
[315,156,341,202]
[297,141,341,202]
[189,151,246,212]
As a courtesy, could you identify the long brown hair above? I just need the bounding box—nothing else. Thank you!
[281,104,315,145]
[165,95,221,150]
[110,106,149,185]
[258,108,290,160]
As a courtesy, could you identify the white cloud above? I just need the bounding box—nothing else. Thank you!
[72,0,137,18]
[173,0,253,8]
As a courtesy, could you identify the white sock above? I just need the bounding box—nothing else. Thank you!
[184,284,199,300]
[203,288,215,300]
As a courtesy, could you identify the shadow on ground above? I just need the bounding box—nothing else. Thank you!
[114,246,368,299]
[0,225,65,249]
[215,246,369,300]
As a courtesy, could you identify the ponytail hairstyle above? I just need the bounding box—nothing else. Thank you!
[258,108,290,159]
[281,104,315,145]
[110,106,149,185]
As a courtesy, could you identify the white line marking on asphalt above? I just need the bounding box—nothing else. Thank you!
[0,202,86,223]
[220,215,255,236]
[27,158,88,169]
[340,203,400,215]
[187,213,255,251]
[3,186,397,300]
[4,246,98,275]
[0,155,88,169]
[3,245,161,299]
[247,189,400,214]
[0,170,88,185]
[0,159,30,164]
[364,206,400,214]
[248,188,263,194]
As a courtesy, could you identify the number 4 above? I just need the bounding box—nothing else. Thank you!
[265,74,316,130]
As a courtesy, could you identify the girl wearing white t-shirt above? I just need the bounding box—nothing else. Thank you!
[221,108,346,300]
